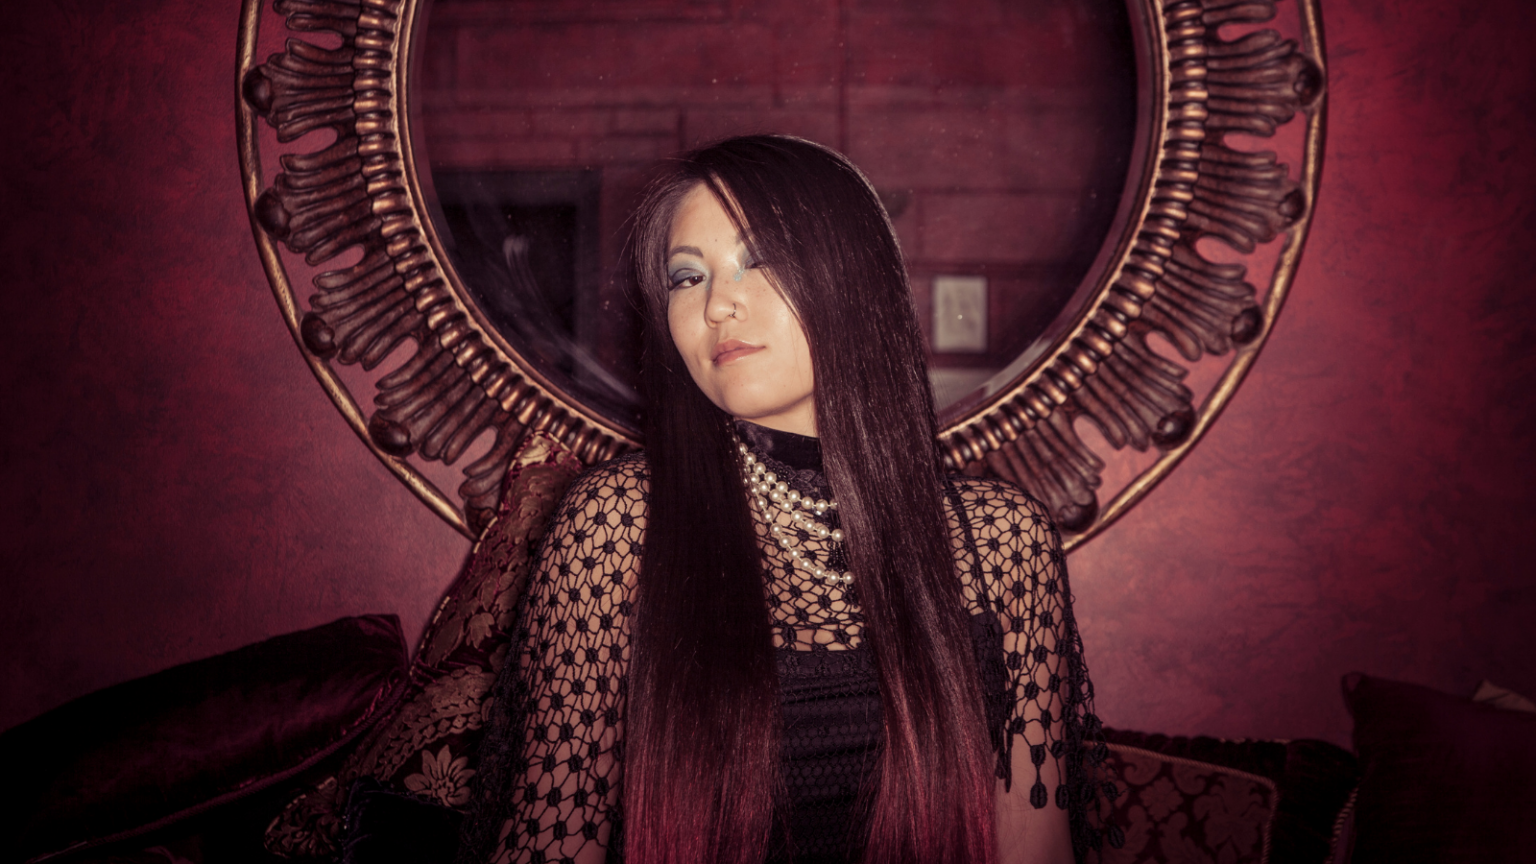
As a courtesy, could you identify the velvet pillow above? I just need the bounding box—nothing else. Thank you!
[3,614,408,864]
[1344,672,1536,863]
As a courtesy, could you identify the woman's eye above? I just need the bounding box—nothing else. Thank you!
[668,271,704,290]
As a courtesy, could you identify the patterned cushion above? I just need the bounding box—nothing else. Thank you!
[1095,743,1279,863]
[264,431,585,857]
[1090,730,1358,864]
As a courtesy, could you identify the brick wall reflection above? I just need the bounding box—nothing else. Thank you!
[418,0,1136,407]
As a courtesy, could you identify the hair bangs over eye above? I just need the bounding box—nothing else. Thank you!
[688,140,911,365]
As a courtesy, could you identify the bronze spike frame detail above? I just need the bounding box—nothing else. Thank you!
[239,0,633,538]
[939,0,1325,547]
[236,0,1325,547]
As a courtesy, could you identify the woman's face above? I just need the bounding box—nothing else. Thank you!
[666,184,817,437]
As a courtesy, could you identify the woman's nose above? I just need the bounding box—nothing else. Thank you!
[704,278,743,325]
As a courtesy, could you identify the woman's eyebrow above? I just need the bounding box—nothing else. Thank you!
[668,233,748,257]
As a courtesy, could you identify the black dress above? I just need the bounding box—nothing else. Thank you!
[463,422,1102,863]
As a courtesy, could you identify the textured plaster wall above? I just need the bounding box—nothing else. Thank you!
[3,0,1533,744]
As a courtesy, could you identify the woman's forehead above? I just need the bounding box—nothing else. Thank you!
[667,184,748,253]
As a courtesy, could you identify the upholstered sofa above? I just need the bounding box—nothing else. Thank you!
[8,434,1532,864]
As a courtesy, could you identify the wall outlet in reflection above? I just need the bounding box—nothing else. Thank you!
[932,275,988,353]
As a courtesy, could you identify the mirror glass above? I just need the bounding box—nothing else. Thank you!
[416,0,1137,432]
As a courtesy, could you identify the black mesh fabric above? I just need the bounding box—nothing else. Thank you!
[463,422,1102,863]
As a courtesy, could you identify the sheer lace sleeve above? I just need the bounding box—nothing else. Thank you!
[463,454,648,864]
[946,476,1104,859]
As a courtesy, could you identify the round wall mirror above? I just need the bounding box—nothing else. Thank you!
[413,0,1138,430]
[236,0,1325,544]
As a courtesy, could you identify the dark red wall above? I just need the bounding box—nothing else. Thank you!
[1071,0,1536,743]
[3,0,1533,744]
[0,0,469,732]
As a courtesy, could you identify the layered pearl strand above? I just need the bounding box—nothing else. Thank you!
[736,440,853,586]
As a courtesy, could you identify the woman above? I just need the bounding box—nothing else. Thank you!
[462,136,1101,864]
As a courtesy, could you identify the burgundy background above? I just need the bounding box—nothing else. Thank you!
[2,0,1532,748]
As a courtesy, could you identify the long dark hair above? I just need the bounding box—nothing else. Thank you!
[626,135,997,864]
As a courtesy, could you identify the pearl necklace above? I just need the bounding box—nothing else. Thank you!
[736,439,853,586]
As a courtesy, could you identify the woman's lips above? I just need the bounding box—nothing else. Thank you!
[712,339,762,365]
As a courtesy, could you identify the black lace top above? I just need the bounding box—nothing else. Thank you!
[464,422,1101,863]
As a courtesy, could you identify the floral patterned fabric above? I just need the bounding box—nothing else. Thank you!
[264,431,586,857]
[1092,744,1278,864]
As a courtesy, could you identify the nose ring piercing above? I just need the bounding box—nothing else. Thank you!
[729,303,739,319]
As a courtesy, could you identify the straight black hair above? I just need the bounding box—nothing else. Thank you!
[625,135,998,863]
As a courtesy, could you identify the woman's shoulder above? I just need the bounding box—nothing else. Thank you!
[560,450,650,500]
[573,449,650,488]
[532,452,650,597]
[943,473,1054,528]
[943,475,1065,609]
[545,450,651,532]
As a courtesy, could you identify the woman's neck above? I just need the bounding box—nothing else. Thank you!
[734,419,822,473]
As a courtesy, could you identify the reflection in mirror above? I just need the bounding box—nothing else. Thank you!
[417,0,1136,431]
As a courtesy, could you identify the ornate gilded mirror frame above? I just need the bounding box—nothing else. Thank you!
[236,0,1326,547]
